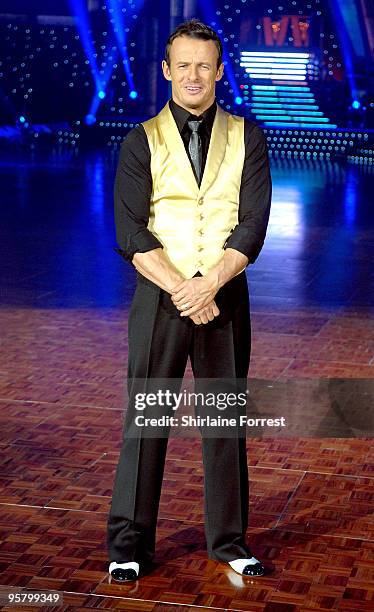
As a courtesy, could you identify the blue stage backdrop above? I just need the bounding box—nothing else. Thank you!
[0,0,373,155]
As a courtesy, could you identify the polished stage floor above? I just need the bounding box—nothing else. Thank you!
[0,149,373,611]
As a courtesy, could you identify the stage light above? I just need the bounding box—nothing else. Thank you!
[69,0,102,92]
[129,90,138,99]
[85,114,96,125]
[235,96,243,105]
[352,100,361,109]
[107,0,141,100]
[19,116,26,124]
[98,90,106,99]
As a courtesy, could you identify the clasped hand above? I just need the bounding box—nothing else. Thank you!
[171,276,219,325]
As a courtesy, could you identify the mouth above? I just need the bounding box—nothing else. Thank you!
[185,86,203,95]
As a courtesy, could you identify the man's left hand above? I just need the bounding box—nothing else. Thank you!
[171,276,219,317]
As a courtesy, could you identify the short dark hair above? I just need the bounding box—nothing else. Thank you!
[164,19,223,70]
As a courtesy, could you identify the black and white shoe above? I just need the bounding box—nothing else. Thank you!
[109,561,139,582]
[228,557,265,577]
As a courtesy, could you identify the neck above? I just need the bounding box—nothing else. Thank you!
[172,96,215,116]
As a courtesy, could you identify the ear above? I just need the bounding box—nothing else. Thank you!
[215,62,224,82]
[162,60,172,81]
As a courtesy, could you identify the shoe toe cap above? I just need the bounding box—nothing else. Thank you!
[242,562,265,576]
[110,567,138,582]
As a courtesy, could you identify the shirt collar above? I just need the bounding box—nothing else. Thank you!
[169,98,217,135]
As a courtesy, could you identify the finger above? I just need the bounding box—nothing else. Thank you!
[172,288,189,302]
[206,309,215,322]
[171,281,187,294]
[190,314,202,325]
[192,311,209,325]
[180,303,204,317]
[177,300,193,310]
[181,296,218,316]
[176,301,193,313]
[212,303,220,316]
[171,292,187,304]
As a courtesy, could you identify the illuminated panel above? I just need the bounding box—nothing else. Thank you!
[241,58,309,64]
[265,122,338,128]
[241,52,310,58]
[257,115,330,121]
[246,74,307,80]
[252,98,316,103]
[240,50,336,128]
[251,107,322,113]
[252,85,310,91]
[252,92,315,97]
[241,62,308,68]
[240,51,310,81]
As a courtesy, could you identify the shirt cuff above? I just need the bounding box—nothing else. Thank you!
[224,225,262,264]
[115,228,163,262]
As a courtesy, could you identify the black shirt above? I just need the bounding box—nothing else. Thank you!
[114,98,272,265]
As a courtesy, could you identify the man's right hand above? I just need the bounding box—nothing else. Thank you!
[132,250,220,325]
[189,300,220,325]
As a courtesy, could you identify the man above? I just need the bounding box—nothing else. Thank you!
[107,19,272,581]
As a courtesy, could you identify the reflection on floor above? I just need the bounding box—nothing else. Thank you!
[0,151,373,610]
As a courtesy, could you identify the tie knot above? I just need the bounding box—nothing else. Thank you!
[188,119,202,133]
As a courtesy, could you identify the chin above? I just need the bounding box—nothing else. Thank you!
[185,101,201,108]
[183,96,206,107]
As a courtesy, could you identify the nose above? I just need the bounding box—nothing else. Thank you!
[188,64,199,81]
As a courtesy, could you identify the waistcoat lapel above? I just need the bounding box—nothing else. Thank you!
[157,102,199,196]
[199,105,228,195]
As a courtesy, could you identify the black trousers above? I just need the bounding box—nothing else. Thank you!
[107,270,252,564]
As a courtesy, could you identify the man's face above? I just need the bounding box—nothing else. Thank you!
[162,35,224,115]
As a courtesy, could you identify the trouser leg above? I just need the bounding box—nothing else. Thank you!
[190,272,252,561]
[107,277,192,563]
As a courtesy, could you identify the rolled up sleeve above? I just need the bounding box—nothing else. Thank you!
[224,122,272,264]
[114,126,163,263]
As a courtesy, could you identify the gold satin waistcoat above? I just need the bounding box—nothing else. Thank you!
[142,102,245,277]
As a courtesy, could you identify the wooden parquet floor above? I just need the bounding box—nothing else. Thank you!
[1,153,373,609]
[0,305,373,611]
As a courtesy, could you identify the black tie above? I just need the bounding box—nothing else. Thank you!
[188,119,202,183]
